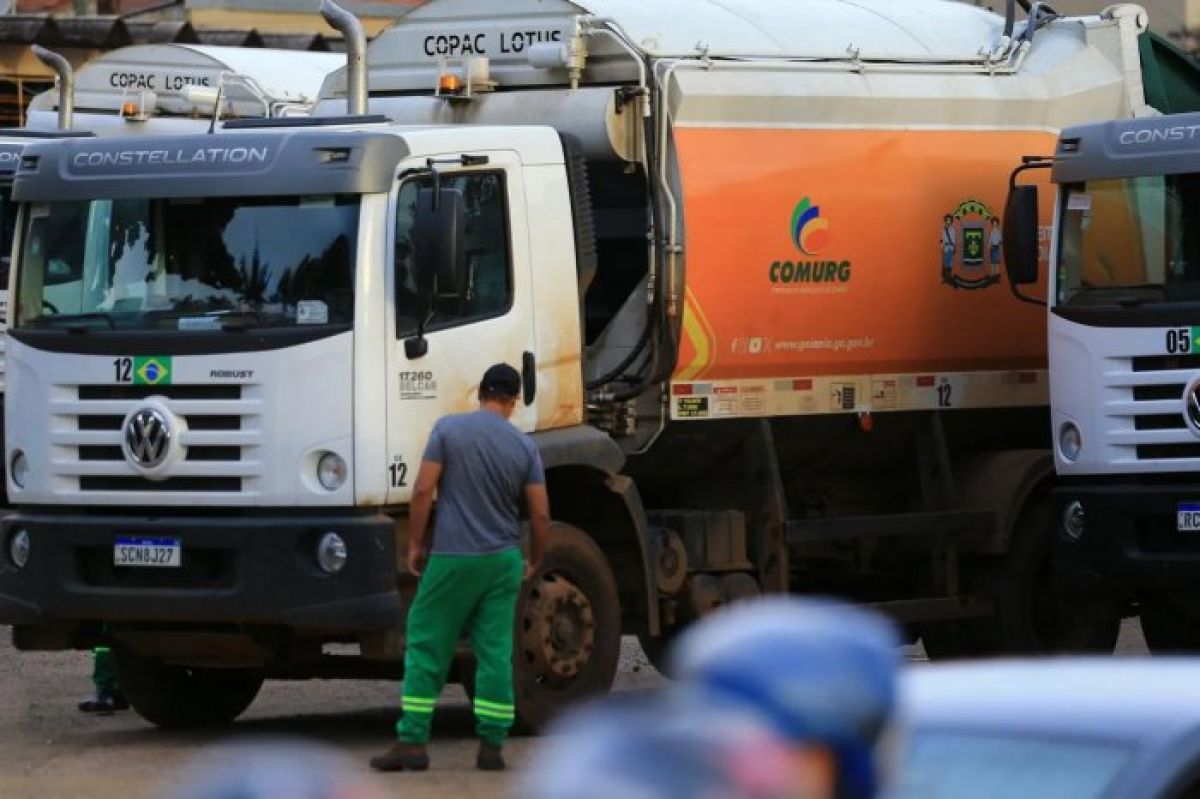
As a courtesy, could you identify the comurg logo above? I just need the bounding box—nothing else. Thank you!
[791,196,830,256]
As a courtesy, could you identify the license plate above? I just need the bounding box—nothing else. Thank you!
[114,536,182,568]
[1178,504,1200,532]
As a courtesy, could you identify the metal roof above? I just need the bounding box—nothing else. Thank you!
[259,32,332,52]
[52,15,132,48]
[0,15,343,50]
[125,20,199,45]
[194,28,265,48]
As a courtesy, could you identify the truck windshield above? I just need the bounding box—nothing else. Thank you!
[1058,174,1200,306]
[14,194,358,331]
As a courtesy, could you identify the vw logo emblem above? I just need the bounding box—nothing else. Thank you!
[123,408,172,469]
[1187,384,1200,434]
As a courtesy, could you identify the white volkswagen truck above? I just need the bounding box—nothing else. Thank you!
[1005,110,1200,652]
[0,43,342,499]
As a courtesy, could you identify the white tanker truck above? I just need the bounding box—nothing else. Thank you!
[0,0,1179,729]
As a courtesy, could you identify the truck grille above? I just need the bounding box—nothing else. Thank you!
[1105,357,1200,463]
[50,382,262,496]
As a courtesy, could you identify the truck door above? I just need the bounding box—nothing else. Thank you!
[385,152,536,504]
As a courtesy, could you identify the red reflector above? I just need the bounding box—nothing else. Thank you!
[672,384,694,396]
[793,379,813,391]
[916,375,935,387]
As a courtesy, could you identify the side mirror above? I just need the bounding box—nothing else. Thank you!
[405,186,466,360]
[1002,184,1040,286]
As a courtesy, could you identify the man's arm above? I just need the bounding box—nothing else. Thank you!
[524,482,551,580]
[407,459,443,576]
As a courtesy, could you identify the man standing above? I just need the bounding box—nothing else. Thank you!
[371,363,550,773]
[78,645,128,714]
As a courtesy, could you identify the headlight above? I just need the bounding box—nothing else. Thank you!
[1059,422,1082,462]
[317,532,348,574]
[8,529,30,569]
[317,452,348,491]
[1061,500,1085,542]
[10,450,27,489]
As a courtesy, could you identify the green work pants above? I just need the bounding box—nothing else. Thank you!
[92,646,120,696]
[397,549,523,746]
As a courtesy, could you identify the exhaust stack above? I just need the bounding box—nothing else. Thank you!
[32,45,73,130]
[320,0,367,116]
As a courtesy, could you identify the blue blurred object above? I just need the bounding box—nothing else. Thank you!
[162,739,386,799]
[669,597,903,799]
[521,698,806,799]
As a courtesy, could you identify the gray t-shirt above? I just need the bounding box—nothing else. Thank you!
[423,409,546,555]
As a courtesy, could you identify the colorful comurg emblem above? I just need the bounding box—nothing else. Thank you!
[791,197,830,255]
[940,198,1002,291]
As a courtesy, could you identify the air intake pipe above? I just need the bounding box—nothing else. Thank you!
[32,45,73,129]
[320,0,367,116]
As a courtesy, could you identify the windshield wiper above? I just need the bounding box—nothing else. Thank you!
[151,308,269,332]
[35,312,118,333]
[217,309,268,332]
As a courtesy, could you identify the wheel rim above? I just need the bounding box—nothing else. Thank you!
[519,571,597,688]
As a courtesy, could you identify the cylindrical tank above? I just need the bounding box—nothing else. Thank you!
[323,0,1153,423]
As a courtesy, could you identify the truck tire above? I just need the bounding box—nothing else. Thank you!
[919,620,985,660]
[636,572,760,672]
[637,627,679,676]
[513,521,621,731]
[923,499,1119,657]
[987,498,1120,653]
[113,646,264,729]
[1141,595,1200,653]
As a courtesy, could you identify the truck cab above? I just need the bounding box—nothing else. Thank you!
[1006,111,1200,650]
[0,118,613,728]
[0,42,342,498]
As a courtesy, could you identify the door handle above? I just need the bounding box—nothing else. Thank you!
[522,351,536,406]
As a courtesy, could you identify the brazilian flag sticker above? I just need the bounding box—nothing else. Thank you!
[134,356,172,386]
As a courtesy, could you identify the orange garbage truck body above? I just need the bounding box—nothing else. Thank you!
[312,0,1160,657]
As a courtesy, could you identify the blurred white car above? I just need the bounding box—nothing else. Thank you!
[888,660,1200,799]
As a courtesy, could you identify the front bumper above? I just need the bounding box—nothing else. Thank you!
[1055,480,1200,594]
[0,509,401,631]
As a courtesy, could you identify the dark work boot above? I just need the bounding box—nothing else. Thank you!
[369,742,430,772]
[476,741,506,771]
[78,692,119,715]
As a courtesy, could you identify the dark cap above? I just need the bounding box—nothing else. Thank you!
[479,363,521,399]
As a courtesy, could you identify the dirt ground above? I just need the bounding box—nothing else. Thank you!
[0,633,664,799]
[0,622,1150,799]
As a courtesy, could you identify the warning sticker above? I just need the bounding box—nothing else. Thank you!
[830,383,857,411]
[1066,193,1093,212]
[677,397,710,418]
